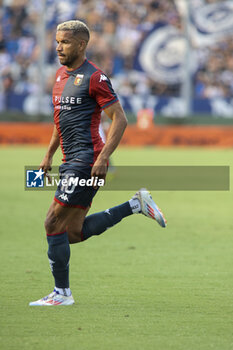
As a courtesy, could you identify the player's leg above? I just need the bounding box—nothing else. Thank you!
[79,200,133,241]
[41,188,167,294]
[68,188,166,243]
[45,199,89,238]
[29,201,89,306]
[45,200,89,285]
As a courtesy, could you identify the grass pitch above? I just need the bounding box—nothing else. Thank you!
[0,146,233,350]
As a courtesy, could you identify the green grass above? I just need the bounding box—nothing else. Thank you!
[1,146,233,350]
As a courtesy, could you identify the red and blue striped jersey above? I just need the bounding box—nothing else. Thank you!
[52,59,118,163]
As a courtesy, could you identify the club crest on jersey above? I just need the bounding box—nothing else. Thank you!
[74,74,84,86]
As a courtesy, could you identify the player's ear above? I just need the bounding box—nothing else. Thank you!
[78,39,87,51]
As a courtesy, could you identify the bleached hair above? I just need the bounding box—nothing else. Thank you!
[57,20,90,41]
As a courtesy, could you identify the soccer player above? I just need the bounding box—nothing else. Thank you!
[29,20,166,306]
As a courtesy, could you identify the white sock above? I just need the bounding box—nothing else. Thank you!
[129,198,141,214]
[55,287,71,296]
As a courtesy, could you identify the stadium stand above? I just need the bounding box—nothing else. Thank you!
[0,0,233,117]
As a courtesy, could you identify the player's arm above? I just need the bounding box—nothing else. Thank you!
[40,125,60,173]
[91,101,127,179]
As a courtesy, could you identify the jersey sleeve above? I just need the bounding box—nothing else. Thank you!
[89,71,118,109]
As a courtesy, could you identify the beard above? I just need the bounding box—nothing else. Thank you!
[58,56,71,66]
[58,52,79,67]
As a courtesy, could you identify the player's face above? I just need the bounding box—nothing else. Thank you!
[56,31,85,68]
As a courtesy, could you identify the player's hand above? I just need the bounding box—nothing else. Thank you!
[39,156,53,183]
[91,157,108,188]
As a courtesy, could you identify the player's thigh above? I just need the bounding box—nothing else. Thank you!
[65,206,90,243]
[45,200,89,235]
[65,205,90,233]
[47,162,99,239]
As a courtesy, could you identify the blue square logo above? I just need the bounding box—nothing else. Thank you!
[26,169,44,188]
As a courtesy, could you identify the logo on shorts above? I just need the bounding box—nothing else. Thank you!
[74,74,84,86]
[26,169,44,188]
[59,193,69,202]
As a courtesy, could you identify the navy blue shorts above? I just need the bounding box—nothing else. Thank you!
[54,161,99,209]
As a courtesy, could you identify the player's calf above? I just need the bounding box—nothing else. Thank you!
[78,189,166,242]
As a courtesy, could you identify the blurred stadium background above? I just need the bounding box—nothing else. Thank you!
[0,0,233,131]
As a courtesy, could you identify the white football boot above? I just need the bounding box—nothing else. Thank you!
[29,289,74,306]
[132,188,167,227]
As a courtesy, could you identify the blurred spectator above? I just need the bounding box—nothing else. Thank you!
[194,38,233,99]
[0,0,232,114]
